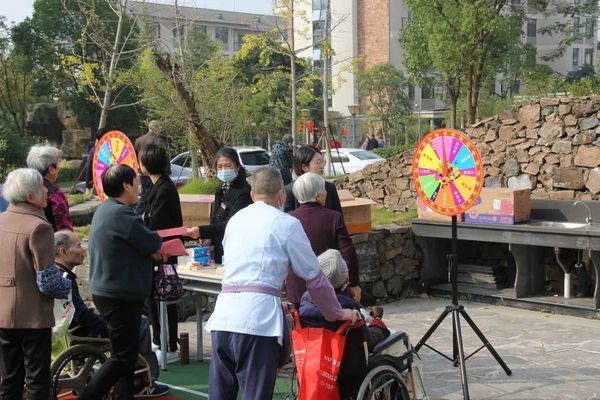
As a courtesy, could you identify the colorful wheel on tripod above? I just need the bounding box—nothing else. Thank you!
[92,130,138,201]
[412,128,483,216]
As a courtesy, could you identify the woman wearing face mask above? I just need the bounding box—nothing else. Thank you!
[187,147,252,264]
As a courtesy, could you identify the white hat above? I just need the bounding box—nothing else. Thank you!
[318,249,348,290]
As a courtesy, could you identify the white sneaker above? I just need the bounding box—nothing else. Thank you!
[155,349,180,363]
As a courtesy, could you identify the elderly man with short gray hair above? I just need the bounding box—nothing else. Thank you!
[204,166,359,400]
[0,168,54,400]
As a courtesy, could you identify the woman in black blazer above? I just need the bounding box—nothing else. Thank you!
[284,145,343,214]
[187,147,252,264]
[139,143,183,357]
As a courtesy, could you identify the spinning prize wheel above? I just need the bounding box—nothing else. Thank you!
[412,128,483,216]
[92,130,138,201]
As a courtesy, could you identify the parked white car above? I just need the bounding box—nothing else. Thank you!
[170,146,271,178]
[322,148,384,176]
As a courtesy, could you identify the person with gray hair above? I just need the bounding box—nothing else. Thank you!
[0,168,55,399]
[202,166,359,400]
[299,249,388,399]
[27,143,72,231]
[269,133,294,185]
[288,172,361,305]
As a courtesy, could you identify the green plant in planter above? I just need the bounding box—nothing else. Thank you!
[178,178,221,195]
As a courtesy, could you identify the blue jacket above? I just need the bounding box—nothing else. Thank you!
[88,198,162,300]
[0,184,7,213]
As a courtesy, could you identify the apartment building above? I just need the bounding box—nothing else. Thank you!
[289,0,597,136]
[131,2,279,56]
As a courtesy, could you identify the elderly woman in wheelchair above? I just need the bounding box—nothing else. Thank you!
[51,230,168,399]
[297,249,427,400]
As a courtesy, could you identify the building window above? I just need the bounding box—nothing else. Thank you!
[421,80,434,99]
[312,0,326,20]
[408,84,415,100]
[172,25,184,48]
[233,30,247,51]
[313,47,321,61]
[313,20,324,45]
[155,22,161,38]
[585,18,594,39]
[193,24,207,35]
[215,27,229,49]
[527,18,536,37]
[584,48,593,65]
[574,16,580,36]
[573,47,579,68]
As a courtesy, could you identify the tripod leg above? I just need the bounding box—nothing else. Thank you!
[452,310,458,367]
[414,306,452,353]
[459,308,512,376]
[453,309,470,400]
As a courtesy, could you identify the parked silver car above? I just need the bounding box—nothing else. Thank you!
[170,146,271,178]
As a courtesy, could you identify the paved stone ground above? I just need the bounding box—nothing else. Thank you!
[178,297,600,399]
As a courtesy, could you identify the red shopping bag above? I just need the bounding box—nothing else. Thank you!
[291,310,350,400]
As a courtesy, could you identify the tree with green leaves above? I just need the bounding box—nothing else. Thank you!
[401,0,524,127]
[11,0,148,132]
[357,63,412,145]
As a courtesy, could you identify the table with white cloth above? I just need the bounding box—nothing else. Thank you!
[158,266,223,370]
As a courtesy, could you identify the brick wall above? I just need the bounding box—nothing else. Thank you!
[358,0,390,70]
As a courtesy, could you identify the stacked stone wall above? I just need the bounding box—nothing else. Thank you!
[338,96,600,209]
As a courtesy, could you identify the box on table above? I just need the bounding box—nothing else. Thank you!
[179,194,214,227]
[416,198,464,222]
[338,190,376,234]
[464,188,530,225]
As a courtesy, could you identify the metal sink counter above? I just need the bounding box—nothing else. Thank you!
[411,215,600,310]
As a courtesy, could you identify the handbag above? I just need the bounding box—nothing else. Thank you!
[153,264,183,301]
[291,309,350,400]
[36,265,71,299]
[53,291,75,338]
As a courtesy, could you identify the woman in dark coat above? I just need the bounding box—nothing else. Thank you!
[284,145,342,214]
[187,147,252,264]
[139,143,183,358]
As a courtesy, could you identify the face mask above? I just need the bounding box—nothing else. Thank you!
[217,169,237,183]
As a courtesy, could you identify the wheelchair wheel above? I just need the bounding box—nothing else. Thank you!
[50,344,107,399]
[357,364,410,400]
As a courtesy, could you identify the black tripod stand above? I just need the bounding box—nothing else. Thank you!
[414,215,512,399]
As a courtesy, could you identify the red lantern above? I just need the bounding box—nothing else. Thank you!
[306,119,314,133]
[342,125,348,137]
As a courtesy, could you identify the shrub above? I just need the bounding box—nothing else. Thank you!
[178,178,221,194]
[372,144,415,159]
[57,167,81,183]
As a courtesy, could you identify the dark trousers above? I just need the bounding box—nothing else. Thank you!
[78,295,143,400]
[209,331,279,400]
[0,328,51,400]
[145,297,178,352]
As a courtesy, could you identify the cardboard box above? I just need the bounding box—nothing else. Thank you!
[464,188,530,225]
[179,194,214,227]
[338,190,376,234]
[416,198,464,222]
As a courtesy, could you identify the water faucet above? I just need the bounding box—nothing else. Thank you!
[573,201,593,225]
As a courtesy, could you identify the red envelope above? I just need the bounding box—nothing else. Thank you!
[157,227,188,238]
[160,239,188,256]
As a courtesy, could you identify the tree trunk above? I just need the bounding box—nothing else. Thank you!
[322,1,331,138]
[466,64,474,127]
[154,53,220,177]
[287,0,297,144]
[97,0,126,130]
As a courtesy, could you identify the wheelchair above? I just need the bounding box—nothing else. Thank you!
[356,330,427,400]
[287,309,427,400]
[50,327,153,399]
